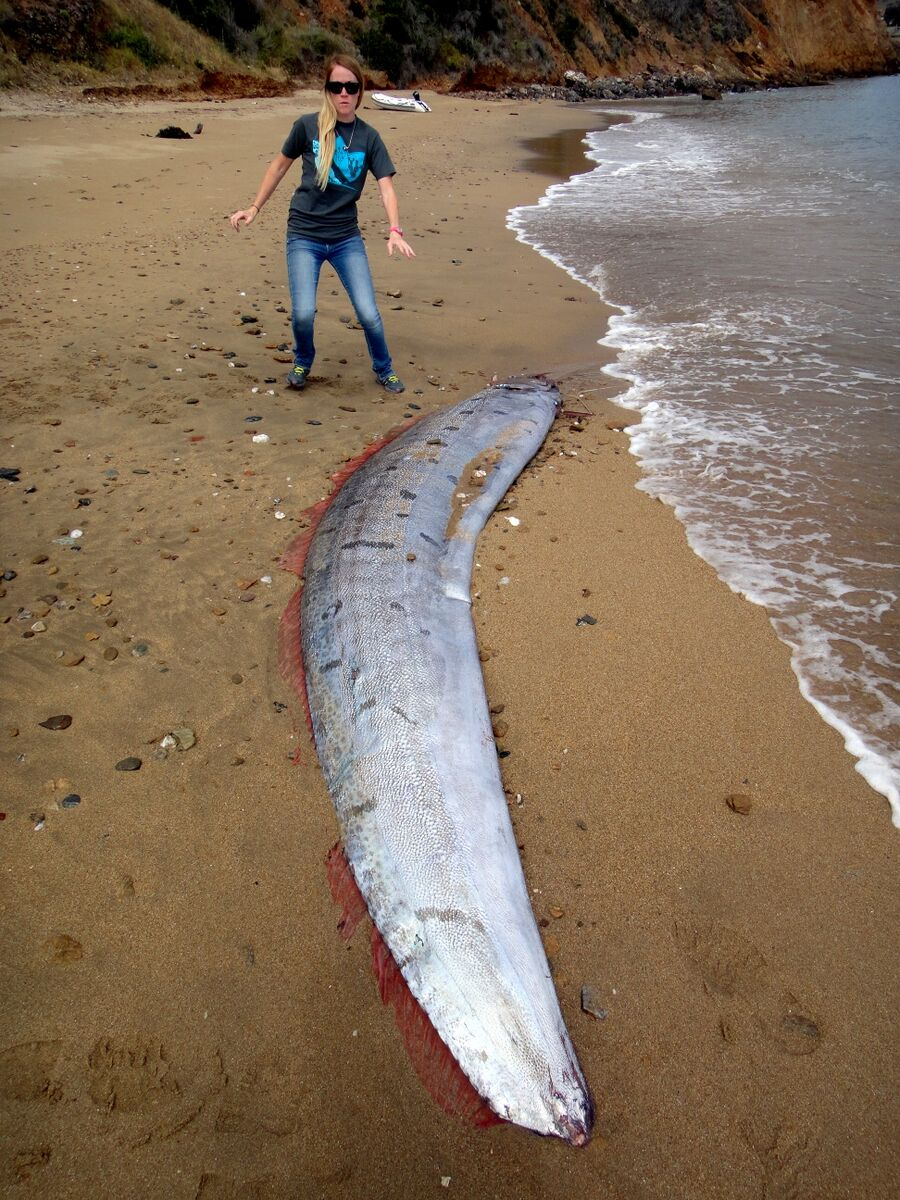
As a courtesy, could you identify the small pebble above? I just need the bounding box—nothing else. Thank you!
[61,794,81,809]
[576,614,597,626]
[581,986,608,1020]
[103,647,118,661]
[40,714,72,730]
[231,673,243,684]
[115,757,142,771]
[61,652,84,667]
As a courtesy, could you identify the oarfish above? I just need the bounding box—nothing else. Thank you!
[279,377,593,1145]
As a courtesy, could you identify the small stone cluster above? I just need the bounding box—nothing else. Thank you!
[460,66,842,104]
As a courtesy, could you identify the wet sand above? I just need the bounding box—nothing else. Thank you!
[0,89,897,1199]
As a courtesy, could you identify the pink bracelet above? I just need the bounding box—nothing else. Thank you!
[389,226,404,236]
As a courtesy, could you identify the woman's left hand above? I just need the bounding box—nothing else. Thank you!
[387,231,415,259]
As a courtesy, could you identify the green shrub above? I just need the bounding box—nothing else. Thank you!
[597,2,640,40]
[438,38,469,72]
[706,1,749,43]
[360,0,522,85]
[156,0,259,56]
[104,21,166,68]
[555,12,582,53]
[1,0,107,62]
[262,25,355,76]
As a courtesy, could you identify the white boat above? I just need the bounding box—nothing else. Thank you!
[370,91,431,113]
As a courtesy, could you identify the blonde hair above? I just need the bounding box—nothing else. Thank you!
[316,54,365,191]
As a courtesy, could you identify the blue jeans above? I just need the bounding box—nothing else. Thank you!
[286,233,393,378]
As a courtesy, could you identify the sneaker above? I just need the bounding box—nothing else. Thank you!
[285,365,309,390]
[378,372,405,394]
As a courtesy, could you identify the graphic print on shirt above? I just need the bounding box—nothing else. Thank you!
[313,138,365,190]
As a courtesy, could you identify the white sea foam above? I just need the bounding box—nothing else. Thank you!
[510,79,900,824]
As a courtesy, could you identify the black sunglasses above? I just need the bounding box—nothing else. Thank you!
[326,80,360,95]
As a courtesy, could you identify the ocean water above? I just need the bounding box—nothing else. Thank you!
[509,76,900,823]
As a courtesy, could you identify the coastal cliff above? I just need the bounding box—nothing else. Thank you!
[0,0,895,92]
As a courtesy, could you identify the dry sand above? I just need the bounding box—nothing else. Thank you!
[0,88,897,1200]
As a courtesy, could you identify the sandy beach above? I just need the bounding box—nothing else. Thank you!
[1,87,897,1199]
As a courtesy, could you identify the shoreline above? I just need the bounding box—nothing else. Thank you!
[516,81,900,824]
[1,90,897,1199]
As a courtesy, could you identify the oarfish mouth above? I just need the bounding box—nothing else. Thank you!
[556,1111,593,1147]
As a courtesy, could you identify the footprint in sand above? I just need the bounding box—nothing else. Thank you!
[87,1035,181,1113]
[195,1173,282,1200]
[86,1035,226,1147]
[2,1034,224,1151]
[741,1117,817,1200]
[10,1145,52,1185]
[672,915,823,1055]
[0,1040,67,1104]
[214,1053,304,1137]
[42,933,84,963]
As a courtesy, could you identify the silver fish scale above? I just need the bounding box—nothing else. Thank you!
[299,379,593,1143]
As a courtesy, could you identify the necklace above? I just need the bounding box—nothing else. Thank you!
[338,118,357,151]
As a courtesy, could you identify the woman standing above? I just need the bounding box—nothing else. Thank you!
[229,55,414,394]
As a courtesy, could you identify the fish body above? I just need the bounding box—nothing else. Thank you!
[298,378,593,1144]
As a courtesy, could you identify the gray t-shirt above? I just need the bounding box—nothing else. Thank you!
[281,113,395,241]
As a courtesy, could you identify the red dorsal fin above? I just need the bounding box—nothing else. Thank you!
[277,583,313,755]
[279,414,426,580]
[324,843,503,1129]
[277,415,428,757]
[325,841,369,941]
[370,922,503,1128]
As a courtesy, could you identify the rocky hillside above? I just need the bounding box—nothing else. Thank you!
[0,0,895,92]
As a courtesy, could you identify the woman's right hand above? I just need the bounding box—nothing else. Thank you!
[229,208,257,231]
